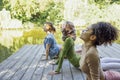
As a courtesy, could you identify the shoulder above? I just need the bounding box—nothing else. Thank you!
[46,34,54,39]
[64,37,74,43]
[65,37,73,41]
[63,37,74,46]
[86,47,99,62]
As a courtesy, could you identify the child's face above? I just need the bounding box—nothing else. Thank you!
[43,24,50,32]
[80,26,93,41]
[65,26,71,31]
[62,24,71,31]
[62,25,72,35]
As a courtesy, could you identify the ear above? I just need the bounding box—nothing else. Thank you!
[90,35,96,40]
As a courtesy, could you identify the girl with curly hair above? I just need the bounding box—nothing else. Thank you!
[80,22,120,80]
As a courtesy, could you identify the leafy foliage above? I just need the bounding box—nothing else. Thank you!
[3,0,64,25]
[0,43,13,62]
[0,0,3,10]
[11,28,63,52]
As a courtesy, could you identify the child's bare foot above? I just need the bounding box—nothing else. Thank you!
[49,60,57,65]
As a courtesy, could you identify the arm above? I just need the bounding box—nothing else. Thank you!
[46,44,51,60]
[45,37,53,60]
[86,53,100,80]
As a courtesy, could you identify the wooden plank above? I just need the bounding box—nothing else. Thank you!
[52,63,62,80]
[113,43,120,49]
[97,46,109,57]
[31,45,47,80]
[9,45,38,80]
[41,60,53,80]
[97,46,112,57]
[20,45,42,80]
[0,45,35,80]
[111,43,120,50]
[31,57,46,80]
[100,45,120,58]
[70,64,85,80]
[106,45,120,58]
[62,60,73,80]
[0,44,120,80]
[0,45,27,69]
[0,45,33,79]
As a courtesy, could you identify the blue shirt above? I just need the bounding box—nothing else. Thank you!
[44,33,60,59]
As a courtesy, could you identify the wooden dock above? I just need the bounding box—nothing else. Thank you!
[0,43,120,80]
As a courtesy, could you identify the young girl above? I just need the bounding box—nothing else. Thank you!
[43,22,61,60]
[49,21,80,74]
[79,22,120,80]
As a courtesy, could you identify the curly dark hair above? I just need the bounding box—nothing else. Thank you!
[91,22,118,46]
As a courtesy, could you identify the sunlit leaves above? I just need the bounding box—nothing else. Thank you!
[3,0,64,25]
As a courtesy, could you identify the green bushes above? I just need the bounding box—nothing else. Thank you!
[0,44,13,62]
[12,28,63,51]
[3,0,64,25]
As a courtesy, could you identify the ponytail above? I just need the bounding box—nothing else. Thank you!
[52,27,56,32]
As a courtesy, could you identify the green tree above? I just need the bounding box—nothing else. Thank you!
[0,0,3,10]
[3,0,64,25]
